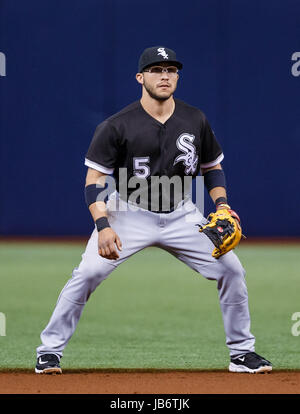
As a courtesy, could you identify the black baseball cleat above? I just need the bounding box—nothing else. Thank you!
[229,352,272,373]
[35,353,62,374]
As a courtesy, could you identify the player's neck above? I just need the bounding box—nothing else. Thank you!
[140,95,175,124]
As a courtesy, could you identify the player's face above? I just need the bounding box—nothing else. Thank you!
[139,63,179,101]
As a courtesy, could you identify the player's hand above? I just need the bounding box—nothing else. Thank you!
[197,208,245,259]
[98,228,122,260]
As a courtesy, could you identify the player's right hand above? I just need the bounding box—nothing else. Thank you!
[98,228,122,260]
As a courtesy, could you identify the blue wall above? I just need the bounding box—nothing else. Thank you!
[0,0,299,236]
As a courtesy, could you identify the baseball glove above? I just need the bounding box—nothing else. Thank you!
[197,207,245,259]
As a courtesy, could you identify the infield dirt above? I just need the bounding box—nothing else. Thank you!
[0,370,299,394]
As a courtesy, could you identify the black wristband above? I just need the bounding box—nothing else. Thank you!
[215,196,228,206]
[95,216,110,232]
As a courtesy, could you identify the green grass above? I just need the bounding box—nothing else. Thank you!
[0,242,299,370]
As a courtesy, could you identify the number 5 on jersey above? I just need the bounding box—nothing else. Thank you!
[133,157,150,178]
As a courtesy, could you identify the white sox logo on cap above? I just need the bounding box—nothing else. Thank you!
[157,47,169,59]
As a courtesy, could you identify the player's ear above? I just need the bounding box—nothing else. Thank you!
[136,73,144,85]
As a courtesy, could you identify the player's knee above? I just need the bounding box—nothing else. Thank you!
[220,253,245,280]
[73,261,113,285]
[228,260,245,280]
[223,263,246,289]
[67,262,114,304]
[217,255,247,303]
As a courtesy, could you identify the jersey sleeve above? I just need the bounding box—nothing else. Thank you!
[85,121,119,174]
[199,115,224,169]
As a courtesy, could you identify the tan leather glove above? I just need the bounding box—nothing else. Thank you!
[198,206,245,259]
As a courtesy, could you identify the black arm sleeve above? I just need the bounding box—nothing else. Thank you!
[85,121,119,169]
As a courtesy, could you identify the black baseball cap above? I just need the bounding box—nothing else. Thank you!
[138,46,183,73]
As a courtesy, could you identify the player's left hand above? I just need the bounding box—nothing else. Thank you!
[197,207,245,259]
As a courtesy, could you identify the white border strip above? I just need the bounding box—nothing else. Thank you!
[84,158,114,174]
[200,152,224,169]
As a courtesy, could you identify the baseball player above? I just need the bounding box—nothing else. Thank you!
[35,46,272,374]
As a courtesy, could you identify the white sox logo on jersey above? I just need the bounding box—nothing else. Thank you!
[157,47,168,59]
[173,133,198,175]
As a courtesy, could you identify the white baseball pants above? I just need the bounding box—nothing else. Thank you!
[37,192,255,359]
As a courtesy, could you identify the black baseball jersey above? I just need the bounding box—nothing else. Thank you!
[85,98,224,212]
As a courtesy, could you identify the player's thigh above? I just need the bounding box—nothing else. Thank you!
[161,201,245,281]
[79,203,159,279]
[160,201,217,270]
[165,243,245,292]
